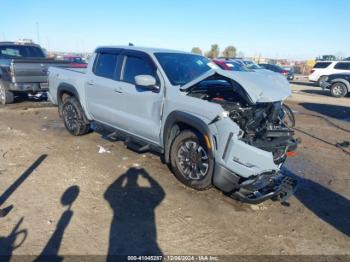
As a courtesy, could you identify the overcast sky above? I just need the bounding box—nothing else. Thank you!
[2,0,349,60]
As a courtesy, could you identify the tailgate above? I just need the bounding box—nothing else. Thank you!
[11,59,70,83]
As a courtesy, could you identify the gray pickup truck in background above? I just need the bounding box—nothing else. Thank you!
[48,46,298,204]
[0,41,69,104]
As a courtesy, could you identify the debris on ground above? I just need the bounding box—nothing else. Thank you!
[97,145,111,154]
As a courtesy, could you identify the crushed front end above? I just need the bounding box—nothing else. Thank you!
[185,71,299,204]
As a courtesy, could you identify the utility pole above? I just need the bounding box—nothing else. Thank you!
[36,22,40,44]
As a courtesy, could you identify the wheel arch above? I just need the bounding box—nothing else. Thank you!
[163,111,215,163]
[57,83,80,106]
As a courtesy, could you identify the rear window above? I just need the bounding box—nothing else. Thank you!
[0,45,45,58]
[93,53,118,79]
[334,62,350,70]
[313,62,332,69]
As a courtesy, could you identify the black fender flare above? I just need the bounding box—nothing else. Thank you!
[163,111,215,163]
[330,79,350,92]
[57,83,80,106]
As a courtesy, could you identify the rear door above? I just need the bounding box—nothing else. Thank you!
[85,49,124,125]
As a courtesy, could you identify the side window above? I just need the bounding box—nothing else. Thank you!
[334,62,350,70]
[313,62,332,69]
[123,56,157,84]
[93,53,118,79]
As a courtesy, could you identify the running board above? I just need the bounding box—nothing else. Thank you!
[124,139,151,153]
[91,121,163,154]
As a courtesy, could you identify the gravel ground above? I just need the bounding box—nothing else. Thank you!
[0,82,349,259]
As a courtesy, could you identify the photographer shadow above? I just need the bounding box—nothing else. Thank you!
[104,168,165,258]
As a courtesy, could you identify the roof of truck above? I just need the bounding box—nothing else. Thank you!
[0,41,41,47]
[94,45,189,55]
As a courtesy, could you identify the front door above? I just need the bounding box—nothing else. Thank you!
[110,52,164,144]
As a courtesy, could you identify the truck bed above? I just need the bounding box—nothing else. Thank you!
[11,58,70,83]
[48,66,87,105]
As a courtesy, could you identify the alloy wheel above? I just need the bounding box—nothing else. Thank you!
[62,103,79,131]
[177,140,209,180]
[332,84,344,96]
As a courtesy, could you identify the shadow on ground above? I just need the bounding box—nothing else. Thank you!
[0,154,48,215]
[0,217,27,261]
[283,167,350,237]
[299,102,350,120]
[0,155,47,261]
[104,168,165,258]
[34,185,79,262]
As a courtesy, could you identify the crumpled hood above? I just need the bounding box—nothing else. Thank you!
[180,69,291,103]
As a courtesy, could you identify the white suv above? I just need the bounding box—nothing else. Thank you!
[308,61,350,86]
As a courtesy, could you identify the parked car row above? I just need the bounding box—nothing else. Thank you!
[212,58,295,81]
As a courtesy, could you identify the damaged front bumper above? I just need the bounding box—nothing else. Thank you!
[214,164,298,204]
[232,172,298,204]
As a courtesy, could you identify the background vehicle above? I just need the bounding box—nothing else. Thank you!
[282,66,295,80]
[233,59,281,76]
[212,59,248,71]
[259,63,293,80]
[48,46,297,204]
[308,61,350,86]
[0,41,69,104]
[321,73,350,97]
[63,55,87,68]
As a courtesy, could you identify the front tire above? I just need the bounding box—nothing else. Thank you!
[0,81,14,105]
[170,130,214,190]
[330,83,347,98]
[61,96,90,136]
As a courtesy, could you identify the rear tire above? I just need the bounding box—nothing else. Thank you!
[61,96,90,136]
[170,130,214,190]
[0,81,14,105]
[330,82,347,98]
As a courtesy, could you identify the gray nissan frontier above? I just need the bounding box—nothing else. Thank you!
[48,46,298,204]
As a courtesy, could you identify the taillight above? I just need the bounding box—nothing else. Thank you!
[282,71,288,75]
[286,151,297,157]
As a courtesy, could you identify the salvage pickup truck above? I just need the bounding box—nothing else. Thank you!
[48,46,298,204]
[0,41,69,104]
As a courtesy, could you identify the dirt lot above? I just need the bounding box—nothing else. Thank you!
[0,82,349,259]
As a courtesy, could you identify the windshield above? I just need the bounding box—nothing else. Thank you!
[0,45,45,59]
[244,60,262,70]
[155,52,213,86]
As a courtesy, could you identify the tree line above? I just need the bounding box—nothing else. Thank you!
[191,44,242,59]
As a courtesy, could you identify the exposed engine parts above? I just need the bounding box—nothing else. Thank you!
[188,81,298,164]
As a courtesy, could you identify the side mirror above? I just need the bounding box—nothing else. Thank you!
[135,75,159,91]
